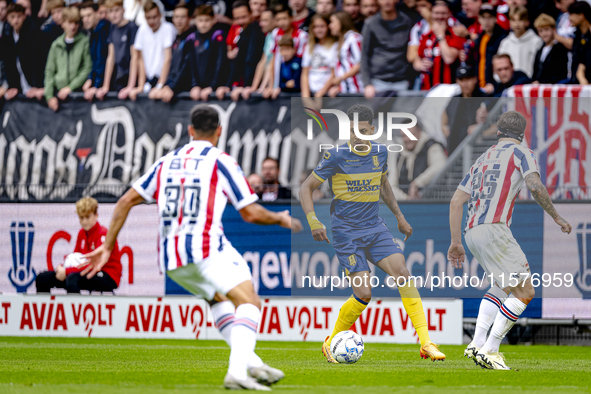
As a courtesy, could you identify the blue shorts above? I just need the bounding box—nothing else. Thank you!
[334,230,403,274]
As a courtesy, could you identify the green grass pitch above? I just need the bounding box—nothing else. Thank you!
[0,337,590,394]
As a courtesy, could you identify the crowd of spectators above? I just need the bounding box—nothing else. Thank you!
[1,0,590,106]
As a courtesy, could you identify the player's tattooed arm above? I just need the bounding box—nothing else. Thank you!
[525,173,572,234]
[380,174,403,219]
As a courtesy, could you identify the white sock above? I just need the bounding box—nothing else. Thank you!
[473,286,508,348]
[210,301,264,369]
[481,297,528,354]
[227,303,260,380]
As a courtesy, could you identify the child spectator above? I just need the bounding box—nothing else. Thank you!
[35,197,122,294]
[133,0,176,100]
[532,13,569,84]
[301,14,337,97]
[190,5,228,101]
[497,6,543,79]
[156,4,196,102]
[290,0,314,32]
[278,36,302,94]
[226,0,265,101]
[569,1,591,84]
[44,7,92,111]
[95,0,138,100]
[327,11,363,96]
[471,4,508,92]
[266,4,308,93]
[415,1,464,90]
[80,1,110,101]
[41,0,64,43]
[3,3,47,101]
[360,0,378,19]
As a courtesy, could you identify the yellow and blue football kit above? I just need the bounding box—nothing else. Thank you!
[312,142,403,273]
[312,142,445,362]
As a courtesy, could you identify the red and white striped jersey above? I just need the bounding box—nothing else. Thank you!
[271,27,308,88]
[409,17,459,47]
[132,140,258,271]
[458,141,539,231]
[335,30,363,93]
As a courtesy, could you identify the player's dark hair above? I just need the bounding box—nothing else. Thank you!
[272,3,292,17]
[497,111,527,141]
[347,104,373,125]
[190,105,219,135]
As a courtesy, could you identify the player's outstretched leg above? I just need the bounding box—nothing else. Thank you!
[323,271,371,364]
[475,280,534,370]
[223,282,272,391]
[209,297,284,385]
[465,286,508,363]
[378,254,446,361]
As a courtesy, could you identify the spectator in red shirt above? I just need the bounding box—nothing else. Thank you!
[415,1,465,90]
[35,197,122,294]
[290,0,314,32]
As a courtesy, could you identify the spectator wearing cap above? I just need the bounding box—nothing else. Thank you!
[414,1,465,90]
[569,1,591,84]
[442,65,489,155]
[361,0,413,97]
[490,53,531,96]
[392,121,447,200]
[497,6,543,79]
[453,0,509,41]
[468,4,508,92]
[532,13,569,84]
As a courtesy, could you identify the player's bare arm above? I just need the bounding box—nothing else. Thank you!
[82,188,146,278]
[379,174,412,241]
[299,174,330,243]
[239,202,303,232]
[448,189,470,268]
[524,173,572,234]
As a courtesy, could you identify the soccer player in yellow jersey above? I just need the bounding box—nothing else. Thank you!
[299,104,446,363]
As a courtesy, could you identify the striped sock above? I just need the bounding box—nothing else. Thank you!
[481,297,527,354]
[228,303,260,380]
[473,287,508,348]
[211,301,263,369]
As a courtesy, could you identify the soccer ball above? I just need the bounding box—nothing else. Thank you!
[63,253,87,269]
[330,330,364,364]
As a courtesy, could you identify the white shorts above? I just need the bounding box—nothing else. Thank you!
[465,223,530,288]
[166,245,252,300]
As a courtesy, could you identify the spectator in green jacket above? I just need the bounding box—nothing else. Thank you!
[44,7,92,111]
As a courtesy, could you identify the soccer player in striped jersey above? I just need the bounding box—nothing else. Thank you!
[448,111,571,370]
[84,104,303,390]
[299,104,446,363]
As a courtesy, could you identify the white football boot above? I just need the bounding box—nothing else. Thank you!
[249,364,285,385]
[464,342,480,364]
[223,373,272,390]
[475,350,511,370]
